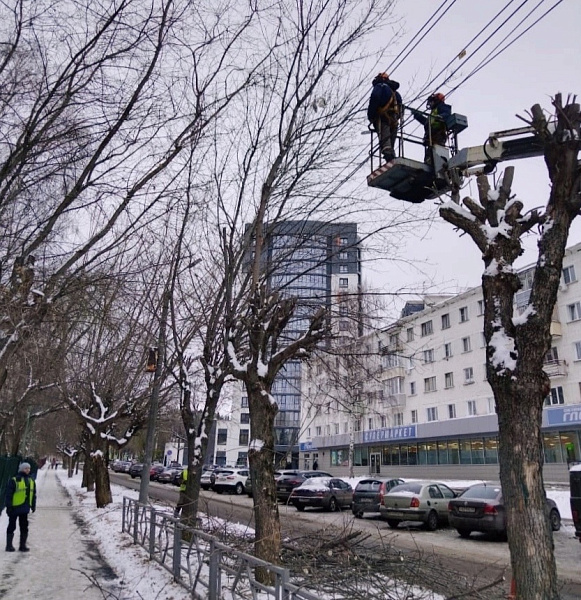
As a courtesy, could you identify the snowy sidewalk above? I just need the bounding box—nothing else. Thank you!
[0,467,115,599]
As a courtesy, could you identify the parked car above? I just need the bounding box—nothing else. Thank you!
[171,467,184,486]
[110,459,123,471]
[157,467,181,484]
[448,482,561,538]
[129,463,144,479]
[200,468,215,491]
[213,468,250,495]
[352,477,405,518]
[289,477,353,512]
[244,470,292,498]
[149,464,166,481]
[112,460,132,473]
[379,481,457,531]
[276,470,332,502]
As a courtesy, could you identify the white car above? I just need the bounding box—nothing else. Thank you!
[212,467,250,495]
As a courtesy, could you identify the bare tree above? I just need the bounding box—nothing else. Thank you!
[440,94,580,599]
[0,0,259,397]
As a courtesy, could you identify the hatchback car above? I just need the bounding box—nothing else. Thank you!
[448,482,561,538]
[289,477,353,512]
[149,464,165,481]
[352,477,405,518]
[213,468,250,495]
[245,470,293,498]
[157,467,181,484]
[276,470,332,502]
[379,481,457,531]
[129,463,144,478]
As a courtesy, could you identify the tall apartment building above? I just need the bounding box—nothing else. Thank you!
[300,242,581,484]
[213,220,362,468]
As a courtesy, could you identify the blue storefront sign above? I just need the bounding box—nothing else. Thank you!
[362,425,417,443]
[547,404,581,426]
[300,441,316,452]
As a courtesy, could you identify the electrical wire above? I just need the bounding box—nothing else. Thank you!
[387,0,459,76]
[446,0,565,97]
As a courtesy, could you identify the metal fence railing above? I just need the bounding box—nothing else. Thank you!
[122,497,320,600]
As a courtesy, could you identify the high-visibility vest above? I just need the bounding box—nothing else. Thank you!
[179,468,188,492]
[11,476,35,507]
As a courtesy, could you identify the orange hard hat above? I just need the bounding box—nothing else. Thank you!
[430,92,445,103]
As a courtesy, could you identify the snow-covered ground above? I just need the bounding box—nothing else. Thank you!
[57,472,572,600]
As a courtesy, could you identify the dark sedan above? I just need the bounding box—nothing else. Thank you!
[276,470,332,502]
[129,463,144,478]
[157,467,181,484]
[289,477,353,512]
[149,464,166,481]
[448,482,561,538]
[352,477,405,518]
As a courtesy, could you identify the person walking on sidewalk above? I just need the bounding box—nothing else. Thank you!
[5,462,36,552]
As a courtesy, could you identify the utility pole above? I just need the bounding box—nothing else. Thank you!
[139,289,170,504]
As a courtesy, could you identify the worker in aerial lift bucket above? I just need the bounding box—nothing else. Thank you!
[367,72,402,163]
[411,92,452,162]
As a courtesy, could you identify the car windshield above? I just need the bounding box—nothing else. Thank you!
[461,485,501,500]
[299,477,331,489]
[390,483,422,494]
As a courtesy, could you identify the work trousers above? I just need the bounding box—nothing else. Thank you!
[373,115,398,160]
[7,513,29,536]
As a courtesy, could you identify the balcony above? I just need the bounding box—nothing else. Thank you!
[384,393,406,408]
[543,359,567,378]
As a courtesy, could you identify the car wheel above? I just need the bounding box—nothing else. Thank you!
[386,519,400,529]
[457,528,471,538]
[201,486,209,491]
[353,510,363,519]
[130,474,136,479]
[328,497,338,512]
[425,510,439,531]
[295,504,305,512]
[216,489,223,494]
[235,482,244,495]
[550,508,561,532]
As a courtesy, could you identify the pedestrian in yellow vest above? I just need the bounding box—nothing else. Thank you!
[5,462,36,552]
[174,467,188,517]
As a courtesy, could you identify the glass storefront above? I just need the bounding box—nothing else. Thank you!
[327,430,580,467]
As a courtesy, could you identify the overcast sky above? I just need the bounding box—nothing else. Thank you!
[363,0,580,316]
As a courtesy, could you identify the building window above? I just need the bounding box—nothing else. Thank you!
[423,349,435,364]
[462,336,472,353]
[448,404,456,419]
[407,327,414,342]
[343,422,348,433]
[444,342,452,358]
[464,367,474,383]
[239,429,249,446]
[339,278,349,288]
[217,429,227,445]
[339,320,349,331]
[338,303,347,316]
[477,299,485,315]
[424,376,437,393]
[467,400,478,416]
[427,407,438,422]
[563,265,577,285]
[575,341,581,361]
[315,426,322,436]
[421,320,433,336]
[339,264,348,273]
[326,424,331,435]
[410,381,416,395]
[240,413,250,424]
[545,347,559,362]
[545,386,565,405]
[339,251,348,260]
[368,418,373,430]
[354,419,361,432]
[386,376,404,396]
[241,396,248,408]
[380,416,387,428]
[411,410,418,424]
[459,306,469,322]
[568,302,581,321]
[487,397,496,414]
[444,372,454,389]
[307,428,311,437]
[334,423,339,434]
[441,313,450,329]
[394,412,404,426]
[339,236,348,246]
[481,332,486,348]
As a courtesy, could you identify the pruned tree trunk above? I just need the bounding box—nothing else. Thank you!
[93,452,112,508]
[440,94,580,600]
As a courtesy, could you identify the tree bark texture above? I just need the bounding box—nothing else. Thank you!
[93,452,112,508]
[440,95,580,600]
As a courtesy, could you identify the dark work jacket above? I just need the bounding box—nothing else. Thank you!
[413,101,452,130]
[367,79,401,122]
[5,473,36,516]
